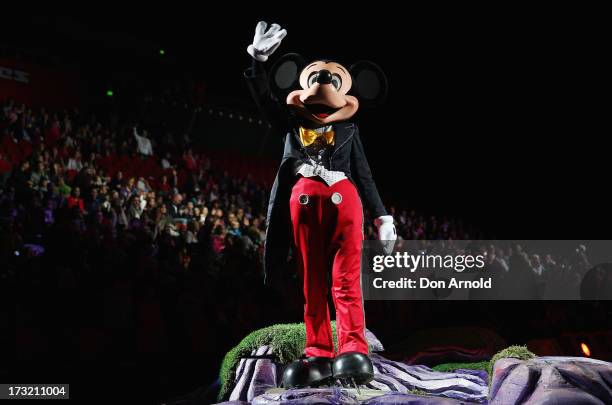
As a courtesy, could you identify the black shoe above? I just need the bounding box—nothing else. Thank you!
[332,352,374,385]
[281,356,333,389]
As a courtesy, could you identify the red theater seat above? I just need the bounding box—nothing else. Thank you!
[1,135,22,164]
[0,157,11,174]
[65,169,78,181]
[18,139,33,158]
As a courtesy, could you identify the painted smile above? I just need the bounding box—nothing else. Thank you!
[303,103,340,118]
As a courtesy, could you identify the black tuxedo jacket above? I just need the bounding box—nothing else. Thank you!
[244,63,387,284]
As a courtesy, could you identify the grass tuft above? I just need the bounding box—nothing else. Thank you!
[431,361,489,373]
[487,345,535,379]
[218,322,338,400]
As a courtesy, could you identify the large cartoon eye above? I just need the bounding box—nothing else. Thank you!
[331,74,342,91]
[307,72,319,88]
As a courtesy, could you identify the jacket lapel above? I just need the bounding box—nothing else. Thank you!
[331,122,355,154]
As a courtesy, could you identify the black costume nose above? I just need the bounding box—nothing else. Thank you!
[316,70,332,85]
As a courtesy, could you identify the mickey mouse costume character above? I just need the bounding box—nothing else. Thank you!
[244,22,396,389]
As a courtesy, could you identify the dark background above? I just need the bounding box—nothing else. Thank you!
[2,10,607,238]
[1,8,609,405]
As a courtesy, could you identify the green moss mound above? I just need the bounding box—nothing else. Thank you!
[218,322,338,400]
[431,361,489,373]
[487,345,536,383]
[431,346,535,381]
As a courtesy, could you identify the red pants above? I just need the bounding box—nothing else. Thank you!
[290,177,368,358]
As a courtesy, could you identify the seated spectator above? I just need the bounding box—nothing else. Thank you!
[168,192,183,218]
[57,177,72,197]
[183,149,197,172]
[0,151,12,184]
[87,188,101,212]
[158,175,171,194]
[127,194,144,221]
[66,151,83,171]
[66,187,85,212]
[134,127,153,156]
[211,223,226,254]
[109,171,124,190]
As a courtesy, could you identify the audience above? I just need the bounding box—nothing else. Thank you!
[0,97,599,387]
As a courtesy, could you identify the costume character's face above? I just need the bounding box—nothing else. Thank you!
[286,61,358,125]
[268,53,387,126]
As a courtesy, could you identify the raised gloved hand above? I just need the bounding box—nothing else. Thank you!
[247,21,287,62]
[375,215,397,254]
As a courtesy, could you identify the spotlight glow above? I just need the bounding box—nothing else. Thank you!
[580,342,591,357]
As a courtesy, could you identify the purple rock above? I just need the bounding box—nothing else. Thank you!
[454,369,489,384]
[247,357,277,400]
[362,393,463,404]
[369,354,488,403]
[214,402,249,405]
[489,356,612,405]
[230,356,256,401]
[366,329,385,352]
[252,388,359,405]
[224,328,490,404]
[230,346,273,402]
[228,349,489,403]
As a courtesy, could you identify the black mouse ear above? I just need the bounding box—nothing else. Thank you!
[268,53,306,100]
[349,61,388,107]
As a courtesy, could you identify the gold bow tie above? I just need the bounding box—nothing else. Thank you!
[299,127,335,147]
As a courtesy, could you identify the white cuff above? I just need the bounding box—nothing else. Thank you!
[375,215,394,227]
[247,45,268,62]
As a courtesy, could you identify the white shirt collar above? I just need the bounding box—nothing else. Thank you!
[312,125,333,134]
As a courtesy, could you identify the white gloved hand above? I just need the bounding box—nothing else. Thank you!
[247,21,287,62]
[375,215,397,254]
